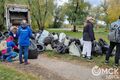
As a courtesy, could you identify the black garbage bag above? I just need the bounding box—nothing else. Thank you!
[0,31,5,42]
[37,44,45,52]
[51,40,59,49]
[92,41,102,56]
[3,31,9,38]
[55,43,69,54]
[28,40,38,59]
[43,36,54,46]
[98,38,109,54]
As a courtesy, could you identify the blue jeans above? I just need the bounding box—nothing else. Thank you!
[19,46,29,63]
[3,52,18,62]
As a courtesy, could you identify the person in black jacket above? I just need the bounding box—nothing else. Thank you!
[82,16,95,60]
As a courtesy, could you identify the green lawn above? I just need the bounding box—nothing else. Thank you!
[0,64,39,80]
[45,28,116,67]
[47,28,109,42]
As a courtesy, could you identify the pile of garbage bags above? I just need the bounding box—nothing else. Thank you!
[32,30,112,57]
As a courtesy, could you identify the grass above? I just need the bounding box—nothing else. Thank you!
[45,28,116,67]
[0,64,39,80]
[47,28,109,42]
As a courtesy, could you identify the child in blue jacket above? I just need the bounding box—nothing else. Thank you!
[18,20,32,65]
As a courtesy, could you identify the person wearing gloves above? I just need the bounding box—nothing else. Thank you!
[82,16,95,60]
[18,19,32,65]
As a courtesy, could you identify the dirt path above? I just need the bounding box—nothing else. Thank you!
[3,55,119,80]
[30,55,106,80]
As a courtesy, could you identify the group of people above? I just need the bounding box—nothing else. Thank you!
[0,19,32,65]
[82,16,120,67]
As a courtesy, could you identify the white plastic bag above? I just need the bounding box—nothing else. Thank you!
[38,30,49,44]
[69,42,80,57]
[59,33,66,43]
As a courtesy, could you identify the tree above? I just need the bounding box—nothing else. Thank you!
[64,0,89,32]
[107,0,120,23]
[28,0,54,30]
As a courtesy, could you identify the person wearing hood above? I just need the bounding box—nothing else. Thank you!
[82,16,95,60]
[18,19,32,65]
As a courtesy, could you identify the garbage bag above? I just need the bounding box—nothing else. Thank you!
[37,44,45,52]
[51,40,60,49]
[69,42,81,57]
[52,33,59,40]
[80,37,84,46]
[45,44,53,50]
[92,41,102,55]
[38,30,49,45]
[55,43,69,54]
[28,40,38,59]
[3,31,9,38]
[43,36,54,46]
[64,38,70,46]
[0,31,5,42]
[98,38,109,54]
[59,33,66,43]
[28,49,38,59]
[0,40,7,51]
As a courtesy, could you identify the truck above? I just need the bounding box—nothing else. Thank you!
[5,4,31,29]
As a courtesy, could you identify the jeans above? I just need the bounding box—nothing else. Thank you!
[106,42,120,64]
[19,46,29,63]
[3,52,18,62]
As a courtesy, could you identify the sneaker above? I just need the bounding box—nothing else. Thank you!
[86,56,92,61]
[113,64,119,67]
[20,61,24,64]
[105,60,109,64]
[24,62,30,65]
[82,55,86,58]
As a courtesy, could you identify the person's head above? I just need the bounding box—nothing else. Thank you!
[21,19,28,28]
[10,26,18,33]
[86,16,95,23]
[22,19,27,24]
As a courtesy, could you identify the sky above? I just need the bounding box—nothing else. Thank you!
[57,0,103,7]
[85,0,103,7]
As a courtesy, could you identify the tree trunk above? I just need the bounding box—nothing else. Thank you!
[72,25,77,32]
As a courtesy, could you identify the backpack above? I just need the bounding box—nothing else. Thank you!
[108,20,120,43]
